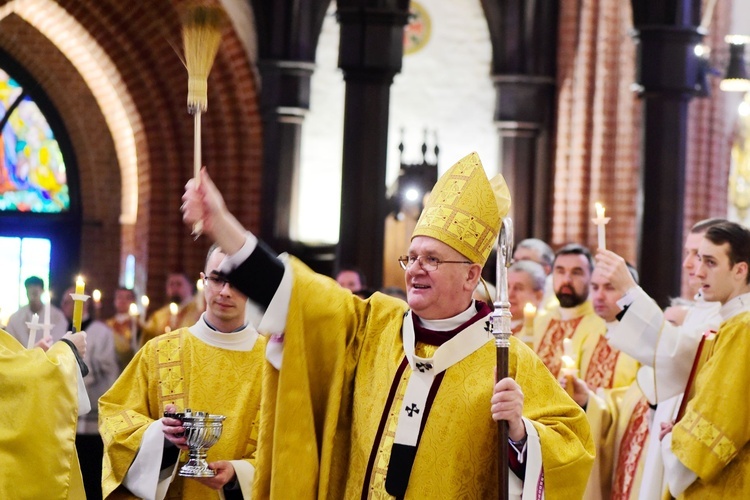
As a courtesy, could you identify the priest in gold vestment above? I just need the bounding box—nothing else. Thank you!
[182,152,595,499]
[660,223,750,498]
[0,327,89,499]
[534,244,606,378]
[99,246,265,499]
[140,272,203,347]
[105,287,139,369]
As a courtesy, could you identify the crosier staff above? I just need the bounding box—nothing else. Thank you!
[490,217,513,500]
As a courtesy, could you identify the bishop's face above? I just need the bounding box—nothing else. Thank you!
[404,236,478,320]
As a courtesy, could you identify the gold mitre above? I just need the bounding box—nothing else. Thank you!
[412,152,511,265]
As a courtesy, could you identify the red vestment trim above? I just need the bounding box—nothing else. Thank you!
[583,335,619,390]
[536,317,584,377]
[676,329,717,423]
[611,397,650,499]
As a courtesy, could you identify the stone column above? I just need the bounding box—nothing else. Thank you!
[336,4,409,287]
[631,0,703,305]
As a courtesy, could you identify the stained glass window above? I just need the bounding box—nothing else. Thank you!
[0,68,70,213]
[0,236,51,326]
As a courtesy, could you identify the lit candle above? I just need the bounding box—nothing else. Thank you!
[92,289,102,319]
[591,202,611,250]
[141,295,150,309]
[521,302,536,347]
[129,302,139,351]
[561,338,578,398]
[195,278,205,312]
[72,276,86,332]
[169,302,179,331]
[523,302,536,332]
[26,313,41,349]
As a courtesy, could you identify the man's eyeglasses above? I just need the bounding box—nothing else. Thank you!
[203,275,231,291]
[398,255,472,272]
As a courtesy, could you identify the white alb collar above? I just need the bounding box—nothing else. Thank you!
[188,313,258,351]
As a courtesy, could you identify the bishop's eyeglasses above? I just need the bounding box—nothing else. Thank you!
[398,255,472,272]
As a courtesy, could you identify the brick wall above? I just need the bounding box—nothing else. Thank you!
[0,0,262,316]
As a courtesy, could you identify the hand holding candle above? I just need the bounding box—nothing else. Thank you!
[591,202,611,250]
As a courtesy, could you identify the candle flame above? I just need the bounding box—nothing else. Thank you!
[42,291,50,303]
[169,302,179,315]
[76,275,85,286]
[523,302,537,316]
[561,355,576,370]
[92,289,102,303]
[595,202,605,219]
[196,278,204,292]
[129,302,139,316]
[141,295,150,308]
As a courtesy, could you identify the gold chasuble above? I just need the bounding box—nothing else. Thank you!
[0,329,85,499]
[533,301,605,378]
[253,259,594,500]
[100,324,265,499]
[671,312,750,497]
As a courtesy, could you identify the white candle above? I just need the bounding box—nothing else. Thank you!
[591,202,611,250]
[561,338,578,397]
[26,313,40,349]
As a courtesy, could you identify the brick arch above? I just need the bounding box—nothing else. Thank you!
[0,0,262,313]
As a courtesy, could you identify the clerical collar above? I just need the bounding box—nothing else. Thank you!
[114,313,130,322]
[188,313,258,351]
[414,301,493,346]
[719,292,750,321]
[418,300,478,331]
